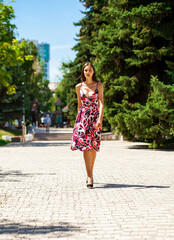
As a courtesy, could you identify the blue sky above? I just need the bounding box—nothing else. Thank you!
[5,0,85,82]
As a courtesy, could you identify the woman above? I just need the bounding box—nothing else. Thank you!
[70,62,104,188]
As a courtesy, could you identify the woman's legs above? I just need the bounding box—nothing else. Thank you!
[83,150,92,182]
[90,149,96,176]
[83,149,97,184]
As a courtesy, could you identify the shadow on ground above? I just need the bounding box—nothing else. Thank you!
[127,144,174,152]
[0,220,82,237]
[94,183,170,189]
[0,169,56,182]
[2,142,71,148]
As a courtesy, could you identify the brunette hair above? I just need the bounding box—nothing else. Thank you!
[81,61,99,82]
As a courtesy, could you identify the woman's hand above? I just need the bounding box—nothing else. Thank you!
[95,119,102,130]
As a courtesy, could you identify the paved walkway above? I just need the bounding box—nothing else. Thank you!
[0,140,174,240]
[34,127,73,134]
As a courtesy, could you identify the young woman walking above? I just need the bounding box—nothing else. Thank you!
[70,62,104,188]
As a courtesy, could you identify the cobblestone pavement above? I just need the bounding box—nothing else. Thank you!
[0,140,174,240]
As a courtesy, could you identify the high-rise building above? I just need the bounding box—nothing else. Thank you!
[31,40,50,81]
[37,42,50,80]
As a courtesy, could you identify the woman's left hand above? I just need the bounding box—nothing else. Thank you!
[95,119,102,130]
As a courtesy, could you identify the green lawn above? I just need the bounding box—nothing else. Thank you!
[0,128,22,146]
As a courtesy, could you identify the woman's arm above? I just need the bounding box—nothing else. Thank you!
[96,82,104,129]
[76,84,82,112]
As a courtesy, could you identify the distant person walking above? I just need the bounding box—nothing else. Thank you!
[39,115,45,127]
[31,99,40,131]
[44,114,51,133]
[70,62,104,188]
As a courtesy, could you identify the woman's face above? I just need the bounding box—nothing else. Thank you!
[84,65,94,79]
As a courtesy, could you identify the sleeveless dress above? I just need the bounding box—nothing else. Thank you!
[70,82,102,152]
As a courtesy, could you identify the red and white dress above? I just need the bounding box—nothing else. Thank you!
[70,82,102,151]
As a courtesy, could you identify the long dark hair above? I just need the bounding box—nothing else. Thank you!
[81,61,99,83]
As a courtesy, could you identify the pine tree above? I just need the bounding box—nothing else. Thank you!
[57,0,108,126]
[91,0,174,146]
[59,0,174,146]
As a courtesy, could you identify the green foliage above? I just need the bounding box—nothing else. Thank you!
[0,127,21,146]
[0,2,24,94]
[0,127,22,138]
[0,139,10,146]
[119,76,174,147]
[56,61,83,126]
[101,0,174,147]
[0,40,52,121]
[57,0,110,129]
[0,1,53,122]
[58,0,174,146]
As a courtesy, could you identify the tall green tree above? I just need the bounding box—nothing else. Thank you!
[0,40,52,122]
[0,0,53,122]
[0,1,24,94]
[58,0,174,146]
[92,0,174,146]
[56,0,109,128]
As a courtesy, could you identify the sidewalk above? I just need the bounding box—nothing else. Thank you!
[34,127,73,134]
[0,140,174,240]
[33,127,73,141]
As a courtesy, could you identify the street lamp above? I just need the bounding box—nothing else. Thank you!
[21,82,26,142]
[22,82,25,124]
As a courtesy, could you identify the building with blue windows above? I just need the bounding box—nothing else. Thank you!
[22,40,50,80]
[31,40,50,80]
[37,42,50,80]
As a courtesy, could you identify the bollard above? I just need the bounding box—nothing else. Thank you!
[22,123,26,143]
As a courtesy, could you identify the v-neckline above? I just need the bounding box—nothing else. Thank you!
[81,83,98,98]
[82,88,97,99]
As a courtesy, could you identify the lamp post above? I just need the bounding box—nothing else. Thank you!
[22,82,26,142]
[22,82,25,123]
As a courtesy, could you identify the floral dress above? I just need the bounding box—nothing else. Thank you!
[70,82,102,151]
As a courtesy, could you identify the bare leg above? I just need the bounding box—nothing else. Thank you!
[83,150,93,184]
[90,149,96,177]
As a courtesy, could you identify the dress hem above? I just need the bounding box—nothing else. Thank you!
[70,147,100,152]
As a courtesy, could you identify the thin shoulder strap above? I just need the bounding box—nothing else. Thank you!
[80,82,83,92]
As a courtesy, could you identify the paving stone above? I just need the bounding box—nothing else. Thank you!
[0,139,174,239]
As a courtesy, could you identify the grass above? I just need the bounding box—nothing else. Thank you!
[0,128,22,146]
[0,139,11,146]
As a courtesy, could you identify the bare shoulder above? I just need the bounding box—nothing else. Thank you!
[75,83,82,89]
[98,81,103,86]
[97,81,103,89]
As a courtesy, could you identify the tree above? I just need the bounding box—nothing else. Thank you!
[58,0,174,146]
[82,0,174,146]
[0,40,52,122]
[91,0,174,146]
[0,1,24,94]
[56,0,110,129]
[0,1,53,123]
